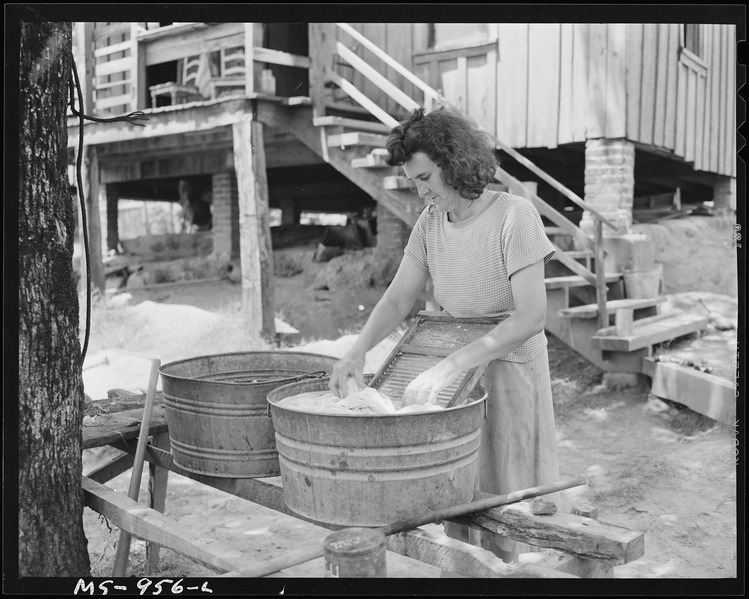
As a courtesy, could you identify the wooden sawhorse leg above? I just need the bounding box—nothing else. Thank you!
[145,432,170,575]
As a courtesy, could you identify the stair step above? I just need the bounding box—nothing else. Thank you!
[558,297,665,319]
[327,132,389,148]
[544,273,621,290]
[551,250,593,261]
[384,175,413,190]
[313,116,392,134]
[592,313,709,352]
[283,96,312,106]
[351,151,391,169]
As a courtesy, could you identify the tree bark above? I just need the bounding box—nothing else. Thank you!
[18,20,91,576]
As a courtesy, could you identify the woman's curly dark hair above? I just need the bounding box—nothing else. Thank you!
[385,107,498,200]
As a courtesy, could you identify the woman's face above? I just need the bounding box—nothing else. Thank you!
[402,152,464,213]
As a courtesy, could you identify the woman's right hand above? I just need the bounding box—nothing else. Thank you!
[329,353,366,398]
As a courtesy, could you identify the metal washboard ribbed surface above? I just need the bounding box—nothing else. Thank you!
[367,311,507,408]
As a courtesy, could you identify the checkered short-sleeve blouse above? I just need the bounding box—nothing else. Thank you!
[404,191,555,362]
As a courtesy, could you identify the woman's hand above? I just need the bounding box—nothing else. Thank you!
[329,353,366,398]
[400,360,461,406]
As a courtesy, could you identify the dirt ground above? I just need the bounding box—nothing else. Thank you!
[80,220,739,581]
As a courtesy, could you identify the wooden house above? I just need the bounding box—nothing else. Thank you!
[67,22,736,410]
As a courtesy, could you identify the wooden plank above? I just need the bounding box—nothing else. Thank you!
[592,313,708,351]
[134,442,640,566]
[724,25,735,177]
[586,23,607,139]
[664,24,680,151]
[545,274,615,290]
[233,115,275,339]
[652,25,670,148]
[649,360,736,426]
[336,42,420,112]
[527,24,560,148]
[605,24,626,139]
[94,39,131,58]
[386,528,576,578]
[559,296,665,319]
[82,476,241,573]
[694,64,706,171]
[95,56,132,78]
[351,152,390,169]
[450,495,645,565]
[550,242,597,286]
[558,24,575,145]
[83,403,168,449]
[383,175,412,190]
[312,115,392,134]
[684,67,697,163]
[252,46,310,69]
[638,24,658,145]
[96,93,132,111]
[467,51,496,136]
[594,312,671,336]
[85,452,135,484]
[324,67,399,128]
[571,23,589,142]
[700,25,713,170]
[496,23,528,147]
[327,131,389,148]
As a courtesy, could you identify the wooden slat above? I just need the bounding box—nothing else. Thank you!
[592,313,708,351]
[527,24,560,148]
[327,131,389,148]
[594,312,671,337]
[496,23,528,147]
[626,24,644,142]
[85,452,135,484]
[694,63,706,171]
[96,93,132,111]
[586,23,607,139]
[94,39,131,58]
[82,476,241,573]
[639,24,658,144]
[558,24,575,145]
[544,274,620,290]
[95,56,132,78]
[550,242,596,286]
[571,23,589,142]
[674,60,687,158]
[312,115,392,133]
[605,23,626,139]
[336,42,420,113]
[351,152,391,169]
[323,68,398,128]
[251,46,310,69]
[559,297,665,319]
[684,67,697,163]
[664,24,680,151]
[451,494,645,565]
[707,25,719,173]
[652,24,670,148]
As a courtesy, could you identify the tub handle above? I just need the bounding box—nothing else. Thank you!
[293,370,328,382]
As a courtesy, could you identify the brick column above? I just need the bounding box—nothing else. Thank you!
[713,176,736,214]
[375,203,410,262]
[584,138,635,233]
[105,183,120,252]
[212,171,240,259]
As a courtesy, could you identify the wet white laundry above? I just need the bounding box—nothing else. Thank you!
[275,387,444,415]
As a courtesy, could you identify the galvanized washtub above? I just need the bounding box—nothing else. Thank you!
[159,351,338,478]
[267,378,487,528]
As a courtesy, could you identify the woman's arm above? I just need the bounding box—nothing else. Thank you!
[329,258,429,397]
[401,259,547,405]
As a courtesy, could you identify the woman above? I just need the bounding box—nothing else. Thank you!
[329,106,560,562]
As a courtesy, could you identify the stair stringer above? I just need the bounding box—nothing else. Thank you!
[263,105,421,227]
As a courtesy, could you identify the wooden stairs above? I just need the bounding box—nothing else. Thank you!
[266,24,710,377]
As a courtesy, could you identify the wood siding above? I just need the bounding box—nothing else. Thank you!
[626,23,735,177]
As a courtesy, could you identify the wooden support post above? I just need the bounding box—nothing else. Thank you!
[594,218,608,330]
[82,145,105,292]
[243,23,264,97]
[308,23,329,118]
[146,433,171,575]
[105,183,120,252]
[232,114,276,340]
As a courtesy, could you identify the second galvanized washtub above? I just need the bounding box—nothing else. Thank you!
[159,351,338,478]
[267,378,487,528]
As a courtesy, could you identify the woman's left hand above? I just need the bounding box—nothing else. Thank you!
[400,361,461,406]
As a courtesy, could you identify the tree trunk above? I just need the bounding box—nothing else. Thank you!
[18,21,91,576]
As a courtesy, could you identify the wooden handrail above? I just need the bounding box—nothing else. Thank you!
[335,42,420,113]
[329,23,613,319]
[335,23,442,102]
[323,67,398,128]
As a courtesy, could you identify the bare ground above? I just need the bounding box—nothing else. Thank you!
[81,231,739,580]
